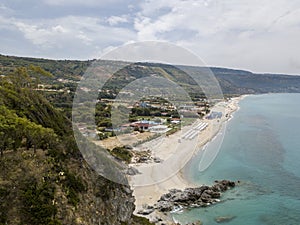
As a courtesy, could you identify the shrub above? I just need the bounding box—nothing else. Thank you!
[131,215,155,225]
[62,171,87,207]
[20,178,59,225]
[111,147,133,164]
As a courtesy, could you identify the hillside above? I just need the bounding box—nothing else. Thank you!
[1,54,300,98]
[0,54,90,81]
[211,67,300,94]
[0,67,152,225]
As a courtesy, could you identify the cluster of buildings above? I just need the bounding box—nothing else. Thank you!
[102,119,178,134]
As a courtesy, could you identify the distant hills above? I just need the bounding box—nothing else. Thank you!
[210,67,300,94]
[1,54,300,96]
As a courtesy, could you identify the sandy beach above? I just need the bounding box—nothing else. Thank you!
[128,96,244,223]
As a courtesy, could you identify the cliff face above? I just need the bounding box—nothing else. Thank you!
[0,76,137,225]
[64,161,136,225]
[0,150,136,225]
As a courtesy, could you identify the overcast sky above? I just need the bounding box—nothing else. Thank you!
[1,0,300,74]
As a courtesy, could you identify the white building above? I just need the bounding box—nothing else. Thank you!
[149,125,170,133]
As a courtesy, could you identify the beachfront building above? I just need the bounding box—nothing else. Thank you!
[170,118,181,124]
[149,125,170,133]
[130,120,160,131]
[130,122,150,131]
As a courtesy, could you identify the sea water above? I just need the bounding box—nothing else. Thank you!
[173,94,300,225]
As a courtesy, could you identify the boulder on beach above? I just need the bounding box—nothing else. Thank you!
[153,157,163,163]
[137,204,155,215]
[126,167,140,176]
[155,201,174,212]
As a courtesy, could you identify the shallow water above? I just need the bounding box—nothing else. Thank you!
[174,94,300,225]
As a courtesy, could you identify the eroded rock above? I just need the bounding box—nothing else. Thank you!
[154,180,237,213]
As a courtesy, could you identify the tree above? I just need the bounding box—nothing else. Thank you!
[24,122,57,153]
[8,67,31,88]
[7,65,53,88]
[0,130,12,157]
[28,64,53,88]
[0,105,57,156]
[0,106,17,156]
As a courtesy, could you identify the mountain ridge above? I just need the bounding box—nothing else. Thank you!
[2,53,300,97]
[2,53,299,76]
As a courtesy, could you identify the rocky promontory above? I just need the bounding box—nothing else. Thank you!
[138,180,236,216]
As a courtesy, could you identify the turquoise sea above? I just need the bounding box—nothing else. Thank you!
[174,94,300,225]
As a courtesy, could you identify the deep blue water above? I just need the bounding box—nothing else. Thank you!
[174,94,300,225]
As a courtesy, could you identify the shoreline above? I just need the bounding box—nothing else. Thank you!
[128,95,245,224]
[182,95,246,186]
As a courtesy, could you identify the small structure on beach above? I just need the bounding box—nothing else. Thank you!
[206,111,222,119]
[149,125,170,133]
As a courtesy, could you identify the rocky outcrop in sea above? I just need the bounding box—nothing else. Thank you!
[138,180,236,216]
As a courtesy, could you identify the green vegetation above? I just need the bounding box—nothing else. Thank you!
[0,65,141,224]
[20,178,60,225]
[0,54,89,80]
[62,170,87,207]
[0,187,9,225]
[0,65,81,224]
[0,105,58,155]
[2,54,300,102]
[166,126,181,136]
[111,146,133,164]
[131,215,155,225]
[131,106,179,118]
[0,66,70,156]
[0,150,62,224]
[95,102,112,127]
[0,77,70,136]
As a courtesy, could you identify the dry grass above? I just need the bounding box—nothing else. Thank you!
[94,132,155,150]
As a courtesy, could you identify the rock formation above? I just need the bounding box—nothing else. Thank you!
[138,180,236,216]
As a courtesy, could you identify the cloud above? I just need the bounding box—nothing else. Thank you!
[106,15,129,26]
[43,0,122,6]
[13,21,69,47]
[133,0,300,74]
[1,0,300,73]
[1,15,136,59]
[0,2,17,20]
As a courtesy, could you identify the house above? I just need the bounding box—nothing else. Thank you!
[170,118,181,124]
[130,122,151,130]
[130,120,160,131]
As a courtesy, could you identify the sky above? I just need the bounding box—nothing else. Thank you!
[1,0,300,74]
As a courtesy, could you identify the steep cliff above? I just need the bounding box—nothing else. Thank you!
[0,70,150,225]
